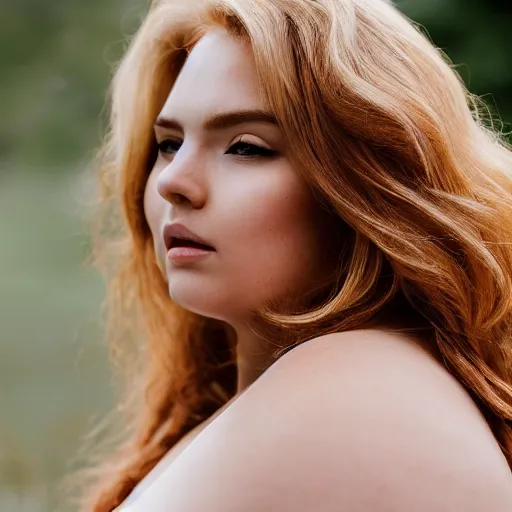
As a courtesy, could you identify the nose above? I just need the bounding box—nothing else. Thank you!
[155,148,207,209]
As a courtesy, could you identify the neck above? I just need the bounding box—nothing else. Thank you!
[224,319,278,394]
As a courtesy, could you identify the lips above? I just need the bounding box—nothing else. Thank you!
[169,238,214,250]
[163,223,215,252]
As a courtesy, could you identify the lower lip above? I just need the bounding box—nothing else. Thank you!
[167,246,215,263]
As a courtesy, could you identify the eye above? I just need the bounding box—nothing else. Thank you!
[226,141,277,159]
[157,139,182,155]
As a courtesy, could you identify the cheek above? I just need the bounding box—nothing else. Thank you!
[143,170,166,255]
[221,170,324,292]
[247,176,318,249]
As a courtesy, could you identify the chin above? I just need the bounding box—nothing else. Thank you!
[167,280,242,322]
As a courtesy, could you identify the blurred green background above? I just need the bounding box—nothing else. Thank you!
[1,1,511,510]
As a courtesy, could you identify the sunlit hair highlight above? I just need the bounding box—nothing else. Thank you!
[77,0,512,510]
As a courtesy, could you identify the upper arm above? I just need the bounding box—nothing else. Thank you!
[128,330,512,511]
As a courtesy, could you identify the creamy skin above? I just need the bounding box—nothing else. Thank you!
[144,29,340,388]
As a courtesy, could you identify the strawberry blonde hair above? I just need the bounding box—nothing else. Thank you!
[79,0,512,509]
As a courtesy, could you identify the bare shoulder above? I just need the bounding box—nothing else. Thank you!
[130,329,512,512]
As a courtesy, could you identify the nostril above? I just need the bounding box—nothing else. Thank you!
[169,193,187,206]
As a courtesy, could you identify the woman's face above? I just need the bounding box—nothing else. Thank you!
[144,29,340,323]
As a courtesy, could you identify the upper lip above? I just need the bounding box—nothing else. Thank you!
[163,223,215,251]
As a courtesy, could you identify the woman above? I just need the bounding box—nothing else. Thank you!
[79,0,512,510]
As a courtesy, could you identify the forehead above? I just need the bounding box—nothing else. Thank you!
[159,30,265,122]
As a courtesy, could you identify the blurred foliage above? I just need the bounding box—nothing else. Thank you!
[1,0,511,174]
[398,0,512,138]
[1,0,147,172]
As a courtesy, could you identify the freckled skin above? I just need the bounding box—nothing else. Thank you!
[144,29,340,326]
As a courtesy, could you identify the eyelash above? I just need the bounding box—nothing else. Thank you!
[156,139,277,159]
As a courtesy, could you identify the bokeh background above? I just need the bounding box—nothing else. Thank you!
[1,1,511,510]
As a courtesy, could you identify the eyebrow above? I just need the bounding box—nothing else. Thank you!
[154,109,279,132]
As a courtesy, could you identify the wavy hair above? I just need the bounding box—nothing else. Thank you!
[78,0,512,509]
